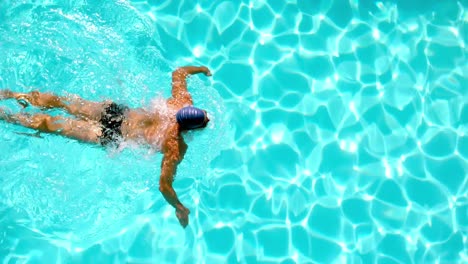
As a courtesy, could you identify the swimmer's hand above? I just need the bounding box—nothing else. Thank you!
[176,205,190,228]
[177,66,212,77]
[199,66,212,77]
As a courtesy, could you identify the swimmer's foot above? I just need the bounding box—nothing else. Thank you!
[0,107,12,122]
[0,90,30,108]
[0,89,14,100]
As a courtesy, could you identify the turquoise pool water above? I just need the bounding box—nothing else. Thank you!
[0,0,467,263]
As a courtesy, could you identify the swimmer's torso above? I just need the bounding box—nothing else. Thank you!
[121,106,177,148]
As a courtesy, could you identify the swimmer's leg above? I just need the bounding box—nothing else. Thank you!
[1,90,108,121]
[0,109,102,144]
[0,89,64,108]
[59,94,110,121]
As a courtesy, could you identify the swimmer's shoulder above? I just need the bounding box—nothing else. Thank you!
[167,97,191,111]
[161,124,185,155]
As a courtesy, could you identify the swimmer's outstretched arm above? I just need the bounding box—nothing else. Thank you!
[159,132,190,228]
[171,66,211,104]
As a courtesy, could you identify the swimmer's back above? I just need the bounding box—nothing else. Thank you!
[122,108,173,147]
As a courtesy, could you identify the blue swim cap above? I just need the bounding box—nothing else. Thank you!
[176,106,207,130]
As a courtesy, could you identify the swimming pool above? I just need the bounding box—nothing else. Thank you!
[0,0,467,263]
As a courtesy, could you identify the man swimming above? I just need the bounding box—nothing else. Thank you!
[0,65,212,228]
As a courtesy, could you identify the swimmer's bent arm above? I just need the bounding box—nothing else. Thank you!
[171,66,212,103]
[159,136,190,228]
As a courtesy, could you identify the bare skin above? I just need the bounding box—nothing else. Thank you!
[0,65,212,228]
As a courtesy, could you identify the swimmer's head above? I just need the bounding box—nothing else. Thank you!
[176,106,210,130]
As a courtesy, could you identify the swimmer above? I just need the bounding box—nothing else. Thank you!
[0,65,212,228]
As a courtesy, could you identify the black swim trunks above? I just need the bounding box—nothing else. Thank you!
[99,102,129,146]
